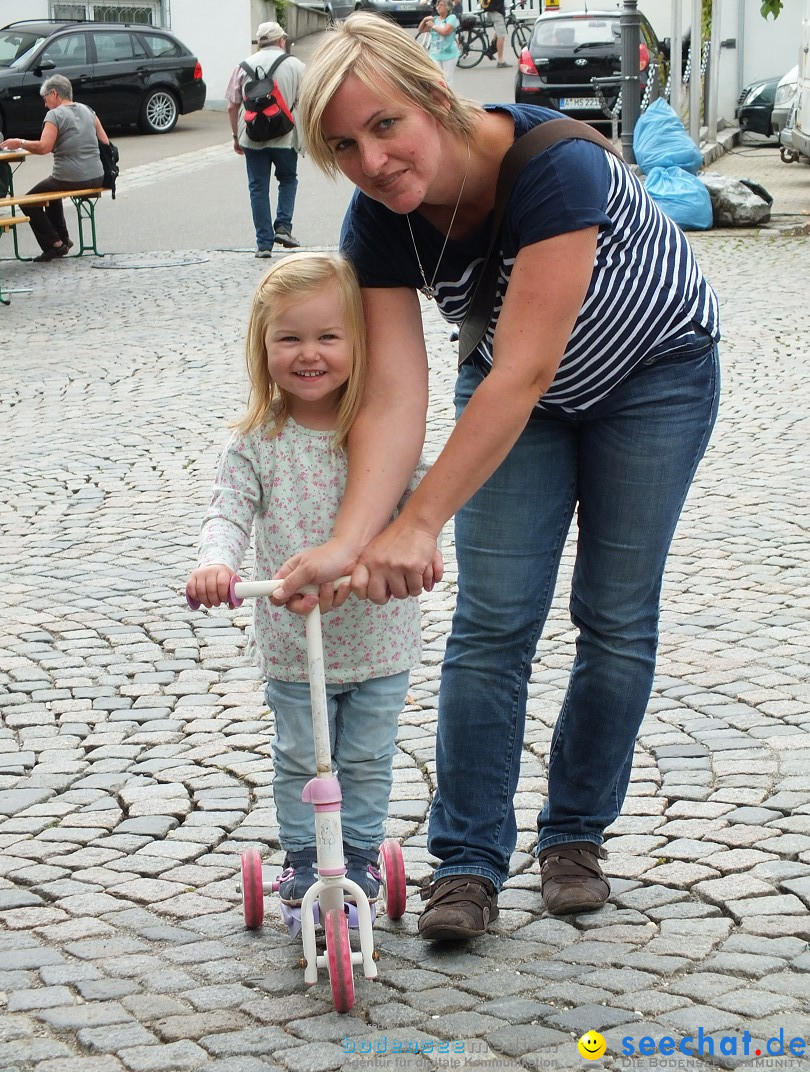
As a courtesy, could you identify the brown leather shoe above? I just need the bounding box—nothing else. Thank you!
[539,842,609,915]
[418,875,499,940]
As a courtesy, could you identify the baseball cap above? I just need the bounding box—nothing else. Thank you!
[256,21,285,44]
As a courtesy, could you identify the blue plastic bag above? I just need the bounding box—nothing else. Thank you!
[645,166,713,230]
[633,98,703,174]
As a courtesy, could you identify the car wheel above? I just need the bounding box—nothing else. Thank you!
[138,88,178,134]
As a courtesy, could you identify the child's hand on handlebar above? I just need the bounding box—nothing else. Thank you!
[186,563,235,609]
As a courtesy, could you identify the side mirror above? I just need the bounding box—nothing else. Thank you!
[33,59,56,76]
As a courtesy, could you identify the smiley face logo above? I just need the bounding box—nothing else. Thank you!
[577,1030,607,1060]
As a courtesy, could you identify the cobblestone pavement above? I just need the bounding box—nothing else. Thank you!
[1,224,809,1072]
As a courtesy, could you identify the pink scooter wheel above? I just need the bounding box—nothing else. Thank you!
[325,908,355,1012]
[241,848,264,930]
[378,839,407,920]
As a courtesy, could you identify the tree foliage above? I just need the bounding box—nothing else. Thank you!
[760,0,784,18]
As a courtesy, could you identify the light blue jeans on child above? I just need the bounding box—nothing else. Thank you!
[265,671,410,852]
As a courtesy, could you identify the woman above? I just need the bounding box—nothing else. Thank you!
[417,0,460,87]
[0,74,109,262]
[273,14,720,940]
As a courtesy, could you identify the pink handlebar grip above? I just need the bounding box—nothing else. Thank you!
[228,574,244,609]
[185,575,243,612]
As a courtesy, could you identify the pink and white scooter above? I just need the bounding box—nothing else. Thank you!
[187,575,407,1012]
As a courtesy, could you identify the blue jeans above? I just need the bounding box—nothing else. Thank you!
[429,334,720,889]
[265,671,410,852]
[243,146,298,250]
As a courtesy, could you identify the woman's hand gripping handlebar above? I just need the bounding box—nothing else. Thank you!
[185,573,353,612]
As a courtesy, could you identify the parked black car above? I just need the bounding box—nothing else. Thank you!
[514,10,667,134]
[736,75,781,138]
[0,20,206,137]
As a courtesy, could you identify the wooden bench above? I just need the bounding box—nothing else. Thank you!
[0,187,107,259]
[0,214,31,304]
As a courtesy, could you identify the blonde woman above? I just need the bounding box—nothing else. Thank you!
[274,15,719,938]
[187,253,424,907]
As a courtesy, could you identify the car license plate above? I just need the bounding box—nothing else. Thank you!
[559,97,594,109]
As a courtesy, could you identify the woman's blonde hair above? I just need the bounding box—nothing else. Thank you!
[237,253,366,450]
[299,12,482,176]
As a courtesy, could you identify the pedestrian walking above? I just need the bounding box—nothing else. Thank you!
[225,21,305,257]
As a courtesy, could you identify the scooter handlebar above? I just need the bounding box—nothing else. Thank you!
[186,575,352,611]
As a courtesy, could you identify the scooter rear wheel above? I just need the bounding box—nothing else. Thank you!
[378,838,407,920]
[325,908,355,1012]
[241,848,264,930]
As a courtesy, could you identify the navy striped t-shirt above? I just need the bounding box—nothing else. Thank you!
[341,103,719,414]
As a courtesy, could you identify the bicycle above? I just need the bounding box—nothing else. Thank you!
[455,3,531,68]
[506,1,532,57]
[456,12,491,68]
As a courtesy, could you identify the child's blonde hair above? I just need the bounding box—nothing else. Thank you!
[237,253,366,450]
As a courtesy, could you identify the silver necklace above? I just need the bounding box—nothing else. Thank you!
[406,142,471,300]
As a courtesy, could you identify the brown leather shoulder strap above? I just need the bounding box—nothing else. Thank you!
[457,119,622,367]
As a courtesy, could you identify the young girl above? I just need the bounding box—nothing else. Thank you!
[417,0,460,86]
[186,253,423,906]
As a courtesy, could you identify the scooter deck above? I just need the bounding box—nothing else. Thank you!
[280,899,376,939]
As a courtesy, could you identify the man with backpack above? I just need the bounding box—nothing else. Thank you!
[225,21,305,258]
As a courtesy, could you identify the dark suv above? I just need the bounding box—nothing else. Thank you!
[515,10,666,133]
[0,20,206,137]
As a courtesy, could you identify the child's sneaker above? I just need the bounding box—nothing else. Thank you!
[277,848,317,905]
[344,845,382,903]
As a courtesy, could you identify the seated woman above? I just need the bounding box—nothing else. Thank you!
[0,74,110,262]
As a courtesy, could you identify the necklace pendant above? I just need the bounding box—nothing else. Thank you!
[420,284,437,300]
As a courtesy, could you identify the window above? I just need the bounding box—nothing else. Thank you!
[51,2,163,25]
[141,32,180,57]
[41,32,89,66]
[92,30,149,61]
[0,30,46,67]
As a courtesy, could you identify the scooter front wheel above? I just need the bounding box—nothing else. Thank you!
[379,839,407,920]
[325,908,355,1012]
[241,848,264,929]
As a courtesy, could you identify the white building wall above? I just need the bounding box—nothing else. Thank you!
[169,0,253,109]
[0,0,253,110]
[0,0,49,22]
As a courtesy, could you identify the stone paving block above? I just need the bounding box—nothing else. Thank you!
[612,990,692,1016]
[152,1009,253,1041]
[483,1024,572,1057]
[6,985,75,1011]
[544,1002,639,1034]
[77,1022,160,1051]
[35,1058,126,1072]
[404,987,480,1015]
[206,1062,284,1072]
[36,1000,134,1030]
[200,1027,305,1057]
[657,1002,748,1035]
[117,1040,211,1071]
[725,893,807,920]
[274,1041,349,1072]
[712,987,798,1018]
